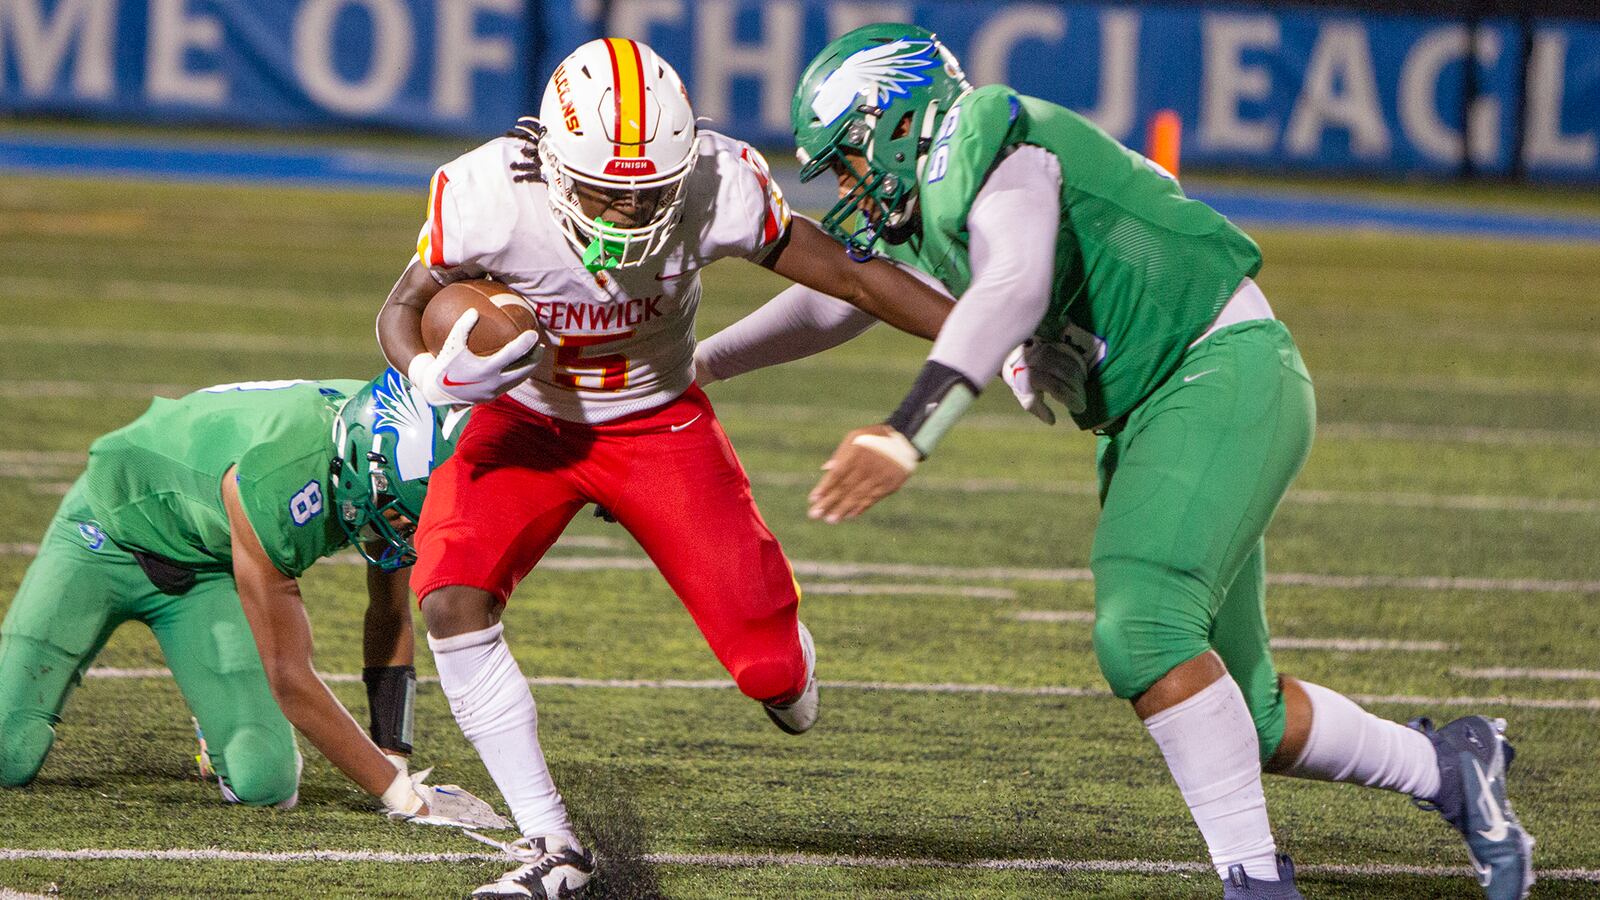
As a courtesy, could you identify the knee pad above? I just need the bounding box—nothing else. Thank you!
[1091,561,1213,699]
[0,712,55,787]
[216,726,299,807]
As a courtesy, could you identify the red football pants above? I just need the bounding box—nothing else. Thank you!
[411,385,806,704]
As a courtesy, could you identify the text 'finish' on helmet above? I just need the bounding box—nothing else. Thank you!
[330,369,469,571]
[537,38,699,273]
[791,23,971,259]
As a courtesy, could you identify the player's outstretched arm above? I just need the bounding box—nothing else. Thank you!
[223,470,510,827]
[223,468,407,798]
[762,217,952,341]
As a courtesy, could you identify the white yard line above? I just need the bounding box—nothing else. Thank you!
[1010,616,1454,652]
[5,448,1599,516]
[749,472,1600,515]
[2,326,365,356]
[78,667,1600,712]
[3,544,1593,595]
[1270,637,1455,652]
[1452,667,1600,682]
[0,380,194,399]
[1012,610,1096,623]
[804,583,1017,599]
[0,847,1594,882]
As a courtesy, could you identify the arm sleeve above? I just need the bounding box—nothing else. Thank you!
[926,145,1062,386]
[704,141,794,262]
[696,281,883,382]
[413,143,517,279]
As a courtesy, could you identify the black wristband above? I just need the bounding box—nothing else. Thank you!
[363,665,416,755]
[885,361,979,458]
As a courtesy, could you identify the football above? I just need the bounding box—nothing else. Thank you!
[421,279,541,362]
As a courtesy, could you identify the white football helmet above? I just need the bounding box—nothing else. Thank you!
[537,38,698,271]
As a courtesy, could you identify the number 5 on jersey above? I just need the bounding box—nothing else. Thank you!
[550,332,633,391]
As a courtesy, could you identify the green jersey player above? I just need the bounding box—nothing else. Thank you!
[694,23,1533,900]
[0,371,502,827]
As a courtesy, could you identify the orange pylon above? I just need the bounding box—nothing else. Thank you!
[1146,109,1182,179]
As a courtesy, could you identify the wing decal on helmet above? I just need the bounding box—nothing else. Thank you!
[371,370,436,483]
[811,39,938,127]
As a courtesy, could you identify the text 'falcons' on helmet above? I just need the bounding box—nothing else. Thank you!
[537,38,698,271]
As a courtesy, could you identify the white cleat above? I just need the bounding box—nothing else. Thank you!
[470,834,594,899]
[763,622,819,735]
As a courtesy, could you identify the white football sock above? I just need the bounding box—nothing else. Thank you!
[1283,680,1441,800]
[429,623,572,839]
[1144,675,1280,882]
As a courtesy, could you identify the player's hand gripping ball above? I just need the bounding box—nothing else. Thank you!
[410,280,544,407]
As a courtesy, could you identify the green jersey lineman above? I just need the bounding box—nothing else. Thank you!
[696,22,1534,899]
[877,84,1262,428]
[0,373,471,815]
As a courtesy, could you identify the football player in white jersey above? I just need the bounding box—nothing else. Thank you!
[375,38,954,899]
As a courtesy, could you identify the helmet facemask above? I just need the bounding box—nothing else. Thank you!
[535,39,701,274]
[540,134,697,272]
[799,112,923,259]
[329,370,466,572]
[791,26,972,259]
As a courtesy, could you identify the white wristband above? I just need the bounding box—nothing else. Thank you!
[851,431,920,473]
[380,768,422,815]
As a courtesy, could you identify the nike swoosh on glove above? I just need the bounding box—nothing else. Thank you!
[409,308,543,408]
[381,764,513,830]
[1001,339,1089,425]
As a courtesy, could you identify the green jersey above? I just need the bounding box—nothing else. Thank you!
[882,85,1263,428]
[82,379,363,577]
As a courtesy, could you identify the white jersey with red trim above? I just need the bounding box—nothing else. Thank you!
[414,128,791,424]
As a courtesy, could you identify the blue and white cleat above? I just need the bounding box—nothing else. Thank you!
[1221,855,1304,899]
[1411,716,1535,900]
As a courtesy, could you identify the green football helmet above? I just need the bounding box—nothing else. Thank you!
[791,23,971,257]
[329,368,468,571]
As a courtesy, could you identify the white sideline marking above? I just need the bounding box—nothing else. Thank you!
[1270,637,1454,652]
[0,889,54,900]
[1318,421,1600,449]
[2,325,366,356]
[1453,667,1600,682]
[749,471,1600,515]
[0,275,357,310]
[1013,610,1095,623]
[5,449,1598,516]
[78,667,1600,711]
[0,847,1595,883]
[1011,616,1454,652]
[805,583,1017,599]
[724,403,1600,448]
[3,544,1593,595]
[0,380,193,399]
[543,556,1600,594]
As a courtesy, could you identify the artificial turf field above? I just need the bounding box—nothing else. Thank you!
[0,171,1597,899]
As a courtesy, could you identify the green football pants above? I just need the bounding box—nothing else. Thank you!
[0,478,298,804]
[1090,319,1315,762]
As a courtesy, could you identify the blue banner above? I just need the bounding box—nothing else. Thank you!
[0,0,1595,181]
[610,1,1600,181]
[0,0,587,135]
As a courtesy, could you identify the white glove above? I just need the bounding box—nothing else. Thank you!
[1002,339,1088,426]
[380,761,513,830]
[408,308,542,408]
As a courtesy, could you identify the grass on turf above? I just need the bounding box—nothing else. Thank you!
[0,172,1597,898]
